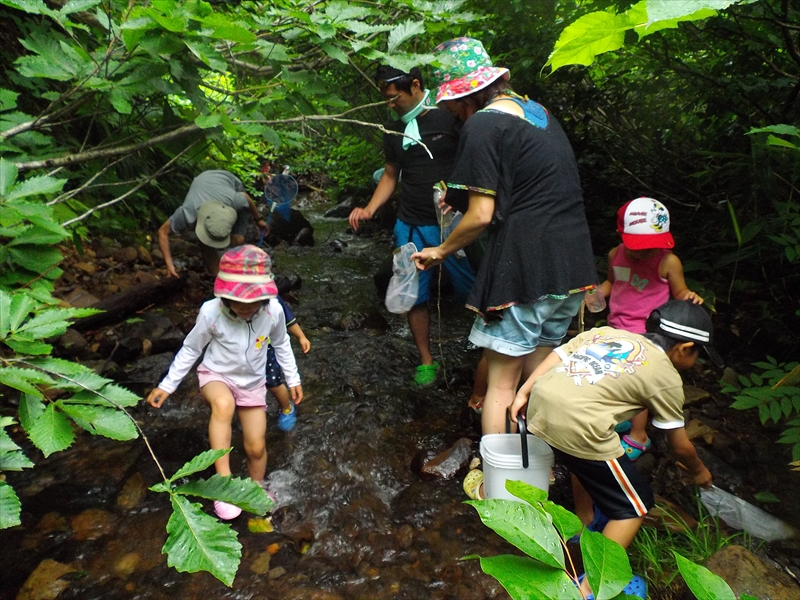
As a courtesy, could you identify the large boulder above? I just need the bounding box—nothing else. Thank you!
[704,545,800,600]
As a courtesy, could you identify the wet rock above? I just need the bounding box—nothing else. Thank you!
[420,438,473,480]
[112,552,141,578]
[114,247,139,263]
[70,508,117,541]
[633,450,656,477]
[116,472,147,511]
[57,328,90,358]
[337,310,389,332]
[705,545,800,600]
[17,559,77,600]
[274,271,302,294]
[120,350,176,391]
[324,196,357,218]
[269,566,287,580]
[410,448,438,476]
[250,551,271,575]
[75,261,97,275]
[685,418,715,443]
[683,385,710,405]
[134,270,158,285]
[294,227,315,246]
[394,524,414,549]
[137,246,153,265]
[329,239,347,252]
[62,286,100,308]
[269,209,314,246]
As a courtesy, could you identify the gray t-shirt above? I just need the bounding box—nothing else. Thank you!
[169,170,249,234]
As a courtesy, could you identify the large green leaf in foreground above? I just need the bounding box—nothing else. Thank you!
[0,481,22,529]
[475,554,581,600]
[163,495,242,586]
[175,474,272,514]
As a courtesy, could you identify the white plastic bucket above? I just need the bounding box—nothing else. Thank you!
[480,433,554,501]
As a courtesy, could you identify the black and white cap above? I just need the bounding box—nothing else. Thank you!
[646,300,724,368]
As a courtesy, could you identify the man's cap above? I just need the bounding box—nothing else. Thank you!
[646,300,724,367]
[196,200,237,249]
[617,197,675,250]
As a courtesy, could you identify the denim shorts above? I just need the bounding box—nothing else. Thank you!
[468,293,582,357]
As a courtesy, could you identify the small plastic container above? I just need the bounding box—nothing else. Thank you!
[584,288,606,313]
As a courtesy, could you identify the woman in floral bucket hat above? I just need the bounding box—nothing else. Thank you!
[411,38,597,443]
[147,245,303,520]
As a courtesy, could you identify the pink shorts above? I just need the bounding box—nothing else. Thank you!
[197,366,267,408]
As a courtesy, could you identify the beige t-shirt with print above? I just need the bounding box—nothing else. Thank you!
[526,327,685,461]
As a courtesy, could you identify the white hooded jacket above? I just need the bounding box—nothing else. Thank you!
[159,297,300,394]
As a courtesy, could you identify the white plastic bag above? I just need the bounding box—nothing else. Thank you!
[699,485,797,541]
[385,242,419,314]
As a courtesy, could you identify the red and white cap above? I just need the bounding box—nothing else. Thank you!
[617,197,675,250]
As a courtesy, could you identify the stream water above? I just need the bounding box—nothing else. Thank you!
[1,200,521,599]
[3,197,800,599]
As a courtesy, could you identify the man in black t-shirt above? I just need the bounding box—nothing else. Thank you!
[349,66,475,386]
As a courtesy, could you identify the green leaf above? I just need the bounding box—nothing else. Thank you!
[27,403,75,457]
[6,174,66,200]
[581,530,632,600]
[58,0,102,15]
[208,24,256,44]
[175,474,271,514]
[537,500,584,541]
[5,292,35,333]
[674,552,736,600]
[56,402,138,441]
[386,20,425,54]
[8,245,63,275]
[0,158,18,196]
[546,11,630,72]
[505,480,548,504]
[476,554,581,600]
[0,422,35,472]
[0,481,22,529]
[163,495,241,586]
[7,225,67,247]
[19,393,45,431]
[0,366,55,395]
[0,290,11,337]
[730,395,763,410]
[320,42,349,64]
[170,448,230,482]
[753,491,780,503]
[3,337,53,355]
[466,499,564,569]
[646,0,735,24]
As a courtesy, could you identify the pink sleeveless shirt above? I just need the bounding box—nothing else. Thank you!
[608,245,671,333]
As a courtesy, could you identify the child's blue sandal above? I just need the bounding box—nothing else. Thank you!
[575,573,647,600]
[277,402,297,432]
[620,435,651,461]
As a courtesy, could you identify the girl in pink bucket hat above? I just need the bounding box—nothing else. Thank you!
[147,245,303,520]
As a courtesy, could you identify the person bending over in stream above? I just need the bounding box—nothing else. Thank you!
[146,245,302,521]
[157,170,267,278]
[505,300,721,599]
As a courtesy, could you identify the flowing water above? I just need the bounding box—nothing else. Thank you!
[1,199,518,599]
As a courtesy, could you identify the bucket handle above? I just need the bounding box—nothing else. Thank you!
[506,409,529,469]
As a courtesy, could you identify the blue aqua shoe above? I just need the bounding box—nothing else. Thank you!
[277,402,297,432]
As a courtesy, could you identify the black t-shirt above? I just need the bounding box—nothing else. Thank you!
[447,99,597,317]
[384,108,459,226]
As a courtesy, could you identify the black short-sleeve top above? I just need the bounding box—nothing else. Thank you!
[447,98,597,318]
[384,108,459,226]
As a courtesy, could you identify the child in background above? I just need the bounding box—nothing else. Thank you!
[598,197,704,461]
[267,295,311,432]
[510,300,721,599]
[147,245,302,520]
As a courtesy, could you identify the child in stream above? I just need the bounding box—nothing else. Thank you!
[267,295,311,432]
[146,245,303,520]
[597,197,704,461]
[508,299,721,599]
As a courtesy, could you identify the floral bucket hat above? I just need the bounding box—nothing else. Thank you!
[214,245,278,302]
[431,37,509,103]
